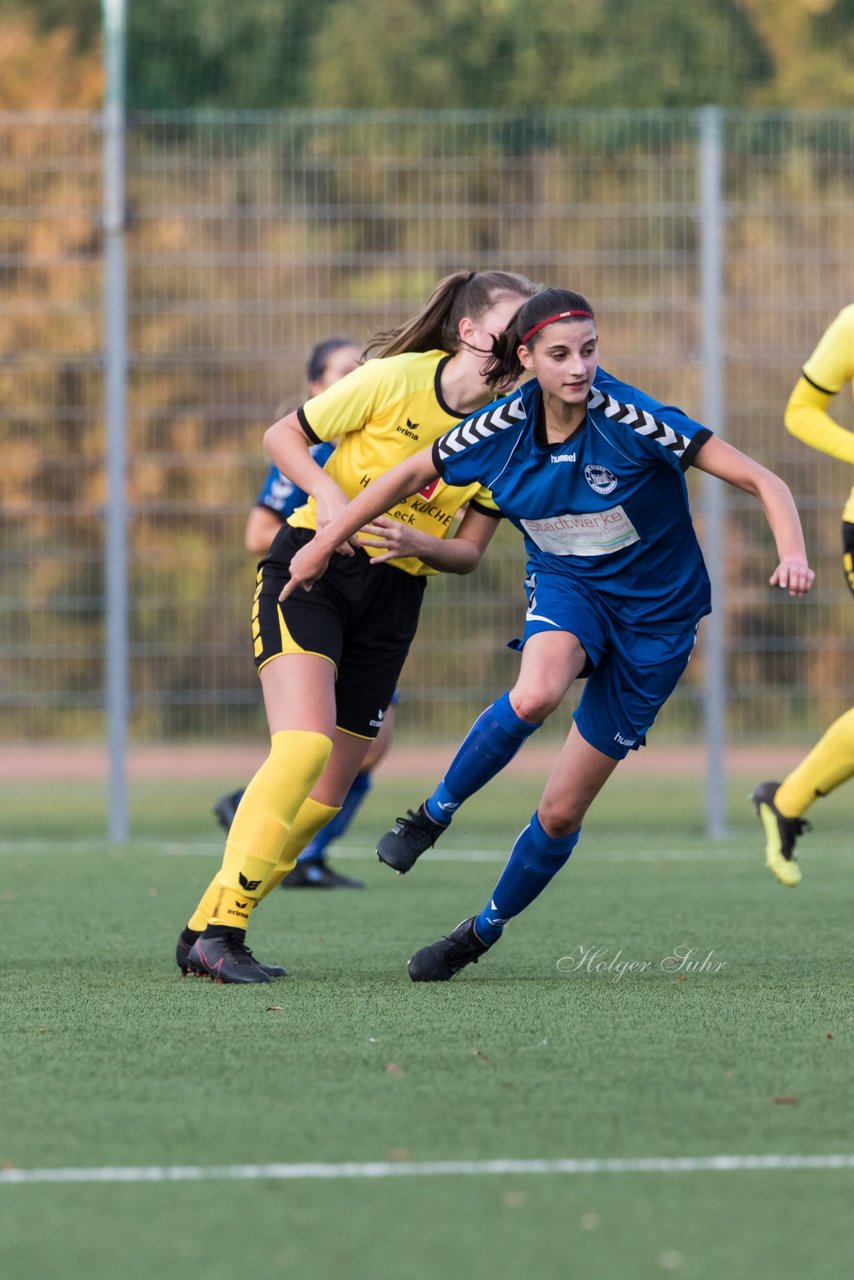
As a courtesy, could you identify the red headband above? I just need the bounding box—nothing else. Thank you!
[521,310,594,345]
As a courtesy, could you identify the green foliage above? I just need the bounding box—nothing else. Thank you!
[309,0,772,110]
[6,0,854,109]
[125,0,337,110]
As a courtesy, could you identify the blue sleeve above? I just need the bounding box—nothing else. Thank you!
[255,443,335,518]
[592,368,713,471]
[255,464,295,515]
[432,390,528,485]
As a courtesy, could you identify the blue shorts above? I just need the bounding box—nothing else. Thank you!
[510,572,698,760]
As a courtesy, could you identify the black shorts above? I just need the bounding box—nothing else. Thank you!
[252,525,427,739]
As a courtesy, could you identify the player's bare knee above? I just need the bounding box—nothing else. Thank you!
[537,801,583,839]
[510,687,561,724]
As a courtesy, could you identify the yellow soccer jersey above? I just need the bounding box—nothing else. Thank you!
[288,350,498,576]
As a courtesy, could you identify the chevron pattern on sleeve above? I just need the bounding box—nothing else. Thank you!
[587,386,693,458]
[436,395,526,460]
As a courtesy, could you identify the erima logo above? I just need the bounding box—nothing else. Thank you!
[235,900,248,909]
[614,732,636,746]
[369,708,385,729]
[550,453,576,463]
[239,872,262,891]
[396,417,420,441]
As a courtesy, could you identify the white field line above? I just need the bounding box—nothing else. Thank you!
[0,840,846,865]
[2,1154,854,1186]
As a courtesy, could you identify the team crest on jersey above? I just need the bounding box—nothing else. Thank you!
[584,464,618,495]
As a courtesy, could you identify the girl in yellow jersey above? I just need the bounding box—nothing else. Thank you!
[753,304,854,885]
[177,269,538,981]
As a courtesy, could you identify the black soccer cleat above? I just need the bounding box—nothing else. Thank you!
[407,916,495,982]
[751,780,811,887]
[281,859,364,889]
[176,927,287,979]
[185,929,290,983]
[376,803,448,874]
[176,928,201,975]
[212,789,245,834]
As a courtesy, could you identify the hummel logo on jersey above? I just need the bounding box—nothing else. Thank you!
[587,386,693,457]
[239,872,262,891]
[437,394,526,459]
[396,418,420,441]
[550,453,576,463]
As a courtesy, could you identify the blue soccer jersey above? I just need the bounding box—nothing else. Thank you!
[432,369,713,632]
[255,442,335,521]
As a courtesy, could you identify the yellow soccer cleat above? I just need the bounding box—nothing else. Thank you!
[751,781,811,887]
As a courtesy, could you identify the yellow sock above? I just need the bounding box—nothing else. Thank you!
[776,708,854,816]
[188,798,340,925]
[187,877,221,933]
[206,729,332,929]
[260,797,340,898]
[188,829,273,931]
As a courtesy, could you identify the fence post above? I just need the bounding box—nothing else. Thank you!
[102,0,129,841]
[698,105,727,838]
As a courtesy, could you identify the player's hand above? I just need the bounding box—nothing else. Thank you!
[315,489,359,557]
[843,521,854,598]
[768,557,815,597]
[278,540,331,602]
[358,516,429,564]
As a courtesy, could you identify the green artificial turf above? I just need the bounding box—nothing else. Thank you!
[0,774,852,1279]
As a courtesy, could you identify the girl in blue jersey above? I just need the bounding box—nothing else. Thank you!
[282,288,815,981]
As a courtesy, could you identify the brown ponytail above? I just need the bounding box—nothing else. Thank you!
[366,270,538,359]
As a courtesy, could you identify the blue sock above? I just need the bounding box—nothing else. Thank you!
[424,692,542,825]
[298,771,372,865]
[474,812,580,944]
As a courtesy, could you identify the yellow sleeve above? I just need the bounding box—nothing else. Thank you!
[784,377,854,465]
[785,307,854,465]
[802,305,854,394]
[298,359,386,443]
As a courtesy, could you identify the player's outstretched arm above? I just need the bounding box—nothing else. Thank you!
[692,436,815,597]
[279,446,440,601]
[359,506,498,574]
[784,377,854,465]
